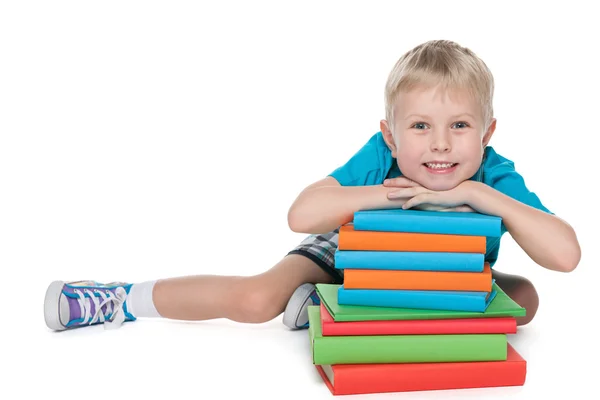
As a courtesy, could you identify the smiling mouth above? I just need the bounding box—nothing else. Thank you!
[423,162,458,170]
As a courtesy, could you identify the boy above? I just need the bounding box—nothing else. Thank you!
[44,40,580,332]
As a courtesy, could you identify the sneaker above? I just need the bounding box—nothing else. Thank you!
[44,280,136,331]
[282,283,321,329]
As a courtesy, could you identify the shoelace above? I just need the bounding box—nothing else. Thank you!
[73,287,128,329]
[309,292,321,305]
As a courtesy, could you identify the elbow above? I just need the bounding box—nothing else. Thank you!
[288,205,337,234]
[558,244,581,273]
[287,206,312,233]
[550,219,581,273]
[554,238,581,273]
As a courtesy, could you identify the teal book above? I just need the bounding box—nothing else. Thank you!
[316,282,525,322]
[334,250,485,272]
[308,306,508,365]
[337,284,497,313]
[353,209,502,237]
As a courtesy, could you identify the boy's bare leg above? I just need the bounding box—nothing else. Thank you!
[492,269,539,326]
[153,254,333,323]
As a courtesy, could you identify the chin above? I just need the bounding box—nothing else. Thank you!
[422,181,461,191]
[417,174,467,191]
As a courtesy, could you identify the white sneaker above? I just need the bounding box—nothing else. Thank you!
[44,280,135,331]
[282,283,321,329]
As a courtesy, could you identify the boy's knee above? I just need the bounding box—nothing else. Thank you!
[233,286,282,323]
[510,278,539,326]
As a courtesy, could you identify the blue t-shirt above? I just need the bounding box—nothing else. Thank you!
[328,131,553,267]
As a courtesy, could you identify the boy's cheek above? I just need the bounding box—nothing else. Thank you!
[396,150,422,169]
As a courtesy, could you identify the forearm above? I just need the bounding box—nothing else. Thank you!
[288,184,398,234]
[470,182,581,272]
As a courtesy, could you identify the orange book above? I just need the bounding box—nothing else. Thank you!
[338,224,486,253]
[344,263,492,292]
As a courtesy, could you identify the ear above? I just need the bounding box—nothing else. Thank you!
[380,120,398,158]
[482,118,497,148]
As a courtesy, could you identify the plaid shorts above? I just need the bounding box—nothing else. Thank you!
[287,228,344,284]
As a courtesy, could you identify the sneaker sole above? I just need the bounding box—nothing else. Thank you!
[282,283,315,329]
[44,280,67,331]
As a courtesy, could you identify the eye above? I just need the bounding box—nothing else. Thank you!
[412,122,429,130]
[452,121,469,129]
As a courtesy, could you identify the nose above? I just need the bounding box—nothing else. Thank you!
[430,129,451,153]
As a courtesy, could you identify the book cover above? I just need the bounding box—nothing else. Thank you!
[308,306,507,365]
[353,208,502,237]
[338,224,486,253]
[334,249,485,272]
[343,263,492,291]
[337,284,497,313]
[319,303,518,336]
[316,282,526,322]
[315,344,526,395]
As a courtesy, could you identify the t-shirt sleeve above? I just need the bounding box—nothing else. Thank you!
[328,132,390,186]
[482,149,553,265]
[484,151,553,215]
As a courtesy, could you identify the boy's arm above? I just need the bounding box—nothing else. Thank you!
[287,176,399,234]
[470,182,581,273]
[388,180,581,273]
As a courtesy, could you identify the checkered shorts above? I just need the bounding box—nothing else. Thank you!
[287,228,344,283]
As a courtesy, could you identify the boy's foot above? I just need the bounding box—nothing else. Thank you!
[282,283,321,329]
[44,280,136,331]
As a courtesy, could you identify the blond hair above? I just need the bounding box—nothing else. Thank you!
[385,40,494,131]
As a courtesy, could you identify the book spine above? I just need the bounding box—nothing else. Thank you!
[320,351,525,395]
[321,317,518,336]
[337,287,489,313]
[313,333,507,365]
[334,250,485,272]
[343,265,492,291]
[353,212,501,237]
[338,226,486,253]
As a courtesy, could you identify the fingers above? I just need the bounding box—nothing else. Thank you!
[413,204,449,211]
[416,204,476,213]
[453,205,476,213]
[402,193,432,209]
[383,177,420,188]
[438,205,475,213]
[387,186,425,199]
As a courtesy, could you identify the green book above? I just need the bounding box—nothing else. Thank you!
[308,306,507,365]
[316,282,525,322]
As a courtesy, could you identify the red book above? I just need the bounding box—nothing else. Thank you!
[315,344,527,395]
[320,303,517,336]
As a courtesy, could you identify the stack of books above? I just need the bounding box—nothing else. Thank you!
[337,208,500,312]
[308,209,528,395]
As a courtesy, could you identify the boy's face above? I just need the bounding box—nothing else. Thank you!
[381,84,496,191]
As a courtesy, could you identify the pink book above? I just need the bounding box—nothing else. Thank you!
[320,303,517,336]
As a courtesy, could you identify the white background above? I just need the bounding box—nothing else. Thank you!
[2,1,598,399]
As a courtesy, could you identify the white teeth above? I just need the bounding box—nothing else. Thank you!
[425,163,455,169]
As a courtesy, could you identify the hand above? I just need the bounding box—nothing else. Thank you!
[383,177,450,211]
[384,178,477,212]
[435,204,476,213]
[383,177,422,189]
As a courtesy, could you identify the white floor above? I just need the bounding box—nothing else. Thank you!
[11,271,597,400]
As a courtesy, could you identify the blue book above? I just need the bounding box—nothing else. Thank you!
[334,250,484,272]
[337,281,498,313]
[353,209,502,237]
